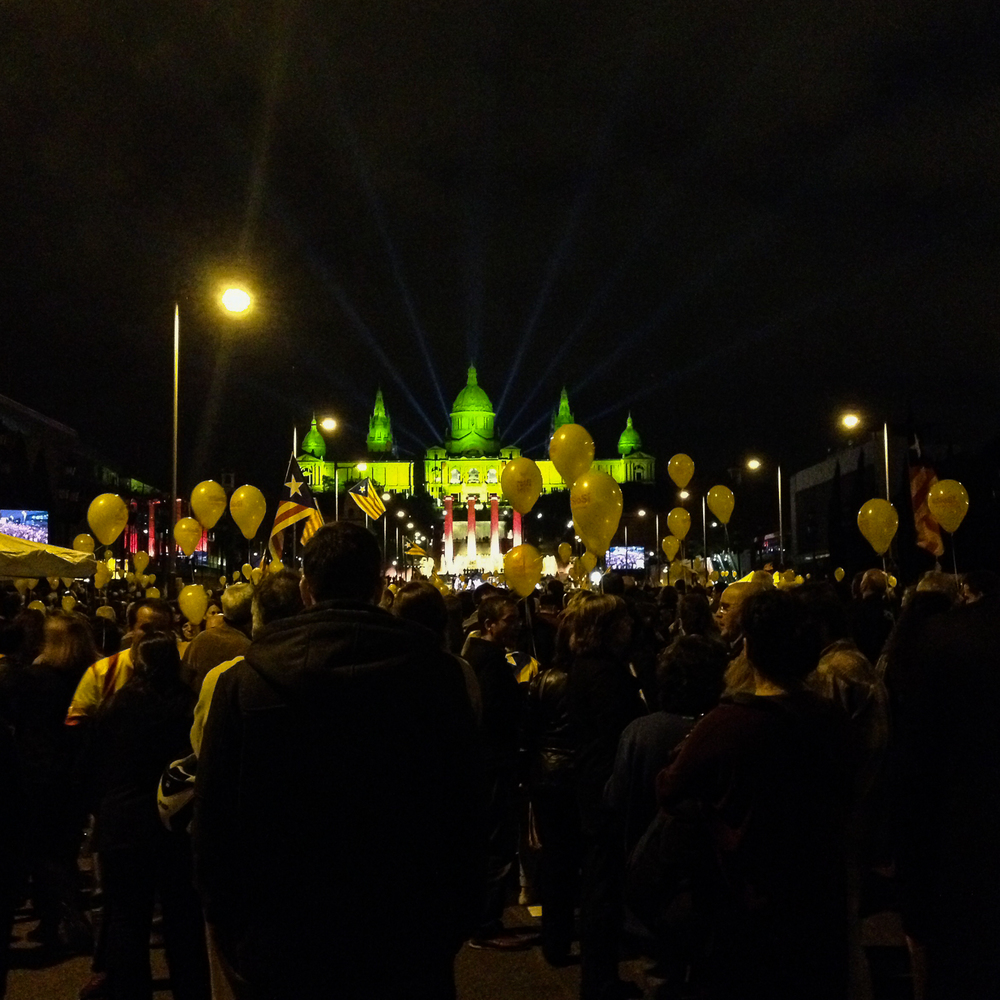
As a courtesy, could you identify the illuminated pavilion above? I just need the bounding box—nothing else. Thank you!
[296,367,654,572]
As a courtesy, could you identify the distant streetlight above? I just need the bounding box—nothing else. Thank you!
[746,457,784,566]
[746,458,762,471]
[397,510,406,518]
[320,417,337,432]
[356,462,368,472]
[220,286,252,314]
[406,522,414,530]
[679,490,690,500]
[841,412,861,430]
[637,509,646,517]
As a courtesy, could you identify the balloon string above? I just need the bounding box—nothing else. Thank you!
[951,533,958,576]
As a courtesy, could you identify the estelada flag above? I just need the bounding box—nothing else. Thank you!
[348,478,386,520]
[267,456,325,562]
[909,464,944,558]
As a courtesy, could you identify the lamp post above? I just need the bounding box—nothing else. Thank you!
[170,286,252,577]
[746,457,784,568]
[839,411,890,502]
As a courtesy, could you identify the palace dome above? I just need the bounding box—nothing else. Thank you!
[617,414,642,456]
[452,366,493,413]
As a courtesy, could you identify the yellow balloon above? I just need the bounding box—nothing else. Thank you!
[250,568,263,585]
[709,570,720,581]
[857,499,898,556]
[888,575,898,588]
[191,480,228,530]
[178,584,209,624]
[27,600,45,612]
[241,563,253,580]
[667,454,695,489]
[26,578,38,591]
[94,564,111,590]
[667,508,690,541]
[145,587,160,599]
[174,518,203,557]
[834,567,845,582]
[87,494,128,546]
[13,579,29,596]
[133,550,149,575]
[557,542,572,564]
[267,559,284,574]
[661,536,680,561]
[219,575,227,587]
[72,533,95,554]
[96,605,116,621]
[231,570,241,581]
[549,424,595,487]
[580,551,598,574]
[61,578,73,589]
[926,479,969,533]
[230,485,266,540]
[61,595,76,613]
[47,577,60,590]
[503,544,543,598]
[570,471,623,555]
[146,574,156,585]
[706,485,735,525]
[500,458,543,515]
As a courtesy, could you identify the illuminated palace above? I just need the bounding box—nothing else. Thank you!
[296,367,654,572]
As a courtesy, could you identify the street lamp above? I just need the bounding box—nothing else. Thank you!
[838,410,890,501]
[746,456,784,568]
[171,287,253,576]
[320,417,337,432]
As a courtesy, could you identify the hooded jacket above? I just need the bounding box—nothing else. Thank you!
[194,599,483,994]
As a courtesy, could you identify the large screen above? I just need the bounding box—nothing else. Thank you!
[0,509,49,543]
[605,545,646,571]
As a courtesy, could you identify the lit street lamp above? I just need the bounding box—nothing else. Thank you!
[746,456,784,568]
[170,286,253,576]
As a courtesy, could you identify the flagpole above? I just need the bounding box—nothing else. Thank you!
[335,468,339,521]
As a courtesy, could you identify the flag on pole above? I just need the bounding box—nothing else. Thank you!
[909,463,944,558]
[267,456,325,563]
[348,478,386,520]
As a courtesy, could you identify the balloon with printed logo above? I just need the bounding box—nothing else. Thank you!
[27,600,45,612]
[661,536,680,561]
[87,494,128,546]
[570,470,623,555]
[190,480,228,530]
[834,567,845,582]
[230,486,266,540]
[557,542,572,564]
[857,499,898,556]
[61,595,76,613]
[501,458,544,515]
[241,563,252,580]
[173,518,203,558]
[926,479,969,534]
[133,550,149,575]
[72,533,95,554]
[549,424,595,487]
[178,585,209,625]
[580,551,598,574]
[503,544,543,598]
[666,508,690,541]
[667,454,695,489]
[94,564,111,590]
[706,485,735,525]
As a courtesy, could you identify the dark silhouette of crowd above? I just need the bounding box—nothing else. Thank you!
[0,538,998,1000]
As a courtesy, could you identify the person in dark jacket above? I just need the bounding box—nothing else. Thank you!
[657,589,851,1000]
[460,593,532,949]
[88,632,209,1000]
[524,632,579,966]
[194,523,482,1000]
[566,593,645,1000]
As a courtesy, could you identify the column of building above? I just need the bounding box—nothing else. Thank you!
[490,496,500,570]
[443,496,454,574]
[467,498,477,564]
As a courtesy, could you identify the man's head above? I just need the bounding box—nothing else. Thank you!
[393,581,448,644]
[714,582,749,639]
[221,583,255,633]
[916,570,960,604]
[251,570,305,636]
[479,594,519,648]
[859,569,889,599]
[741,589,820,689]
[130,598,173,655]
[300,522,383,606]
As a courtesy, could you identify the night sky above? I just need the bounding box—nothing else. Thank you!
[2,0,997,495]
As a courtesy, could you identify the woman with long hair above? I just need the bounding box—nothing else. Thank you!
[566,593,646,1000]
[88,632,209,1000]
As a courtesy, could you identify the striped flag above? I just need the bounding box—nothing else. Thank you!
[909,464,944,558]
[267,456,325,562]
[348,478,386,520]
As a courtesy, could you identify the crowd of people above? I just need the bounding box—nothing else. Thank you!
[0,524,997,1000]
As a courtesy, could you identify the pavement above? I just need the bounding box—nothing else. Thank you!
[7,899,913,1000]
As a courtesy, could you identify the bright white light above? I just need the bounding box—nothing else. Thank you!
[396,510,406,518]
[637,509,646,517]
[679,490,690,500]
[566,520,574,528]
[320,417,337,431]
[356,462,367,472]
[841,413,861,430]
[589,571,602,585]
[746,458,762,471]
[406,522,413,529]
[381,492,391,501]
[711,521,718,528]
[221,287,252,313]
[536,512,543,519]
